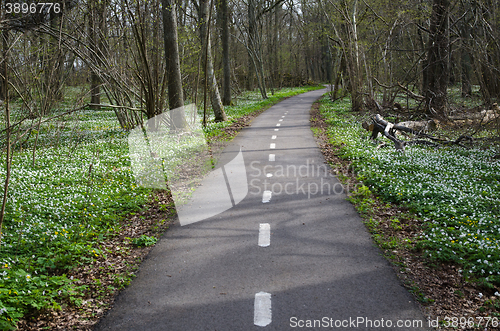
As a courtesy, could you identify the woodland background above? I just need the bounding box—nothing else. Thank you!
[0,0,500,329]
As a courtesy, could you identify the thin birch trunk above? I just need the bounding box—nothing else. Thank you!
[0,31,11,247]
[199,0,227,122]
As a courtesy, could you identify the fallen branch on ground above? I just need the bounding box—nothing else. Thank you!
[364,114,473,151]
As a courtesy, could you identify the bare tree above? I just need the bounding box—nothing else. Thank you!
[322,0,365,111]
[163,0,186,128]
[88,0,108,109]
[0,17,11,247]
[128,1,168,123]
[459,0,472,97]
[196,0,227,122]
[219,0,232,105]
[423,0,450,117]
[163,0,184,110]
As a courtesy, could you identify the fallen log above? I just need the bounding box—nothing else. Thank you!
[371,114,406,151]
[449,103,500,123]
[396,119,437,133]
[364,114,473,151]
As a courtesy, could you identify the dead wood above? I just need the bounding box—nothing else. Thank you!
[370,114,406,151]
[365,114,474,151]
[397,119,437,133]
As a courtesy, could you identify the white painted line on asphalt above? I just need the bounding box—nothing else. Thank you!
[274,128,279,131]
[276,123,281,127]
[262,190,272,203]
[281,116,285,118]
[266,173,273,177]
[271,135,277,139]
[269,154,275,162]
[279,119,283,122]
[270,143,275,149]
[254,292,272,327]
[258,223,270,247]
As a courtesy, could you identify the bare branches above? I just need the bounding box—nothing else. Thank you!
[397,82,425,101]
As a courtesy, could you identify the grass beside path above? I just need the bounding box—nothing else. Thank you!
[0,85,322,330]
[312,96,500,326]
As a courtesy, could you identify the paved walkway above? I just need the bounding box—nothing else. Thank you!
[95,89,430,330]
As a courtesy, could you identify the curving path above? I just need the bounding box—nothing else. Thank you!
[95,89,430,330]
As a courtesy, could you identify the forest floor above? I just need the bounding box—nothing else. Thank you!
[310,97,500,330]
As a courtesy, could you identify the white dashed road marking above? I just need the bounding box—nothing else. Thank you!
[262,190,272,203]
[254,292,272,327]
[258,223,270,247]
[252,107,287,327]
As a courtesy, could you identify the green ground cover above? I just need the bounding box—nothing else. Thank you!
[318,96,500,286]
[0,111,150,329]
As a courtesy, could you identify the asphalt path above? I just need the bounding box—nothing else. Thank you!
[95,89,431,330]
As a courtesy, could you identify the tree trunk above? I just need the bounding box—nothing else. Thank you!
[267,6,274,95]
[461,48,472,97]
[0,26,10,247]
[152,0,160,108]
[0,30,7,101]
[199,0,227,122]
[221,0,232,105]
[273,4,280,89]
[247,0,255,91]
[424,0,450,117]
[163,0,184,112]
[38,11,63,115]
[163,0,186,129]
[90,74,101,108]
[245,0,267,99]
[346,0,363,112]
[0,30,9,100]
[89,0,107,110]
[48,12,63,102]
[323,35,332,83]
[477,0,500,103]
[418,26,427,95]
[257,56,267,98]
